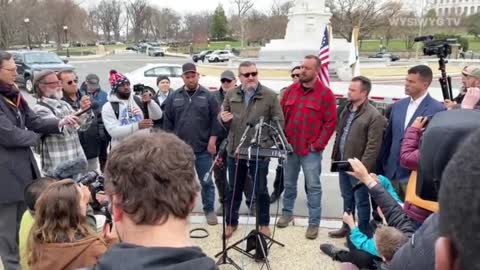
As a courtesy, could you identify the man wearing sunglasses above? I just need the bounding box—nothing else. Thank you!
[220,61,285,238]
[60,70,101,172]
[32,70,93,177]
[213,70,254,216]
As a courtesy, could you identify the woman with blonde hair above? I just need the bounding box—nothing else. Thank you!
[27,179,110,270]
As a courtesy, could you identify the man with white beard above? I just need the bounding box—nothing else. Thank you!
[32,70,93,176]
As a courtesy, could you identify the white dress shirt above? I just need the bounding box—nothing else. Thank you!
[404,92,428,128]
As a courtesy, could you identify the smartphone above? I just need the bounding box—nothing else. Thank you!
[331,161,353,172]
[423,115,433,126]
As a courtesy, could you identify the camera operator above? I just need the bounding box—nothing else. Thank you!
[33,70,93,177]
[445,65,480,110]
[102,70,162,149]
[26,179,112,270]
[93,132,216,269]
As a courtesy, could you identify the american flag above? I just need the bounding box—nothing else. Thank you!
[318,26,330,87]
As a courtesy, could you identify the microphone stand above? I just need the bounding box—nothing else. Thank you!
[218,121,285,270]
[208,140,242,270]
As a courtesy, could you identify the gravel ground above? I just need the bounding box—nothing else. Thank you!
[190,223,344,270]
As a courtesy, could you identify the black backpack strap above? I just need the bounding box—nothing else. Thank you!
[110,102,120,119]
[37,101,56,116]
[133,95,143,109]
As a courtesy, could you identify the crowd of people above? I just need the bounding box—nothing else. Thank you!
[0,48,479,270]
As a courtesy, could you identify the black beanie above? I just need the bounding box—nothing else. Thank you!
[156,75,170,86]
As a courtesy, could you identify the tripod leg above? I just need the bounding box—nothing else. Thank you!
[256,233,272,270]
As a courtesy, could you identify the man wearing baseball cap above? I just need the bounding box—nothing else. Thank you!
[163,62,221,225]
[81,74,109,172]
[445,65,480,110]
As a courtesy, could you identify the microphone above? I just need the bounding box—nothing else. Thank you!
[202,139,228,183]
[49,158,88,179]
[143,102,149,119]
[74,102,98,117]
[273,117,293,152]
[235,121,254,154]
[250,116,264,145]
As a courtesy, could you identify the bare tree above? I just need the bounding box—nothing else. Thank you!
[127,0,151,42]
[326,0,403,42]
[110,0,123,41]
[232,0,254,48]
[97,0,114,41]
[182,12,212,43]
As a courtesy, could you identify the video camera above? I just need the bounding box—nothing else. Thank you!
[133,83,155,96]
[77,171,112,225]
[414,35,456,58]
[414,35,454,100]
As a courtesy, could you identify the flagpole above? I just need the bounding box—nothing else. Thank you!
[351,26,360,77]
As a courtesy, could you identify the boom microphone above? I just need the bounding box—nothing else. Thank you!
[49,158,88,179]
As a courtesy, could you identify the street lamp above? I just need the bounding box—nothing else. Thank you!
[63,25,70,57]
[24,18,31,50]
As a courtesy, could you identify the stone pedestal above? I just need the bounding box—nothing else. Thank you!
[258,0,352,75]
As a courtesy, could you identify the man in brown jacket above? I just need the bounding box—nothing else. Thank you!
[328,76,387,238]
[220,61,284,238]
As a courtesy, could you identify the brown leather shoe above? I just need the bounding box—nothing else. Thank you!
[328,225,349,238]
[259,226,271,238]
[225,225,238,239]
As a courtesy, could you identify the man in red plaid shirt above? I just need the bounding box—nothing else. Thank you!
[276,55,337,239]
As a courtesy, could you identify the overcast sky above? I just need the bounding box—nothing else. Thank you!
[84,0,289,14]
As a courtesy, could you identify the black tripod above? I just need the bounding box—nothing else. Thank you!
[438,56,453,101]
[203,140,241,269]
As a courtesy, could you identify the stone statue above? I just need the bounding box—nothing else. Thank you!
[292,0,325,14]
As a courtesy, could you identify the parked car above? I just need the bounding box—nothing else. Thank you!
[368,52,400,61]
[208,50,235,63]
[192,50,213,63]
[10,50,74,93]
[147,46,166,57]
[125,63,218,91]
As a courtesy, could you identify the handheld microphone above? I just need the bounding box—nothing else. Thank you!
[143,102,149,119]
[273,117,293,152]
[49,158,88,179]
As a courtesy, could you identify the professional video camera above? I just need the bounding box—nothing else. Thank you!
[77,171,112,225]
[414,35,456,58]
[133,83,155,96]
[414,35,454,100]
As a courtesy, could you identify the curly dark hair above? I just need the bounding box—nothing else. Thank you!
[104,132,200,225]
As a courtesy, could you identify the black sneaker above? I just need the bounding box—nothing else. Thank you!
[320,243,344,261]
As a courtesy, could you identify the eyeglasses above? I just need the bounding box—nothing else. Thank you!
[66,79,78,85]
[240,72,258,78]
[291,74,300,79]
[221,79,233,84]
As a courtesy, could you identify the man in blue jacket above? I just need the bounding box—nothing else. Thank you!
[163,63,220,226]
[380,65,445,199]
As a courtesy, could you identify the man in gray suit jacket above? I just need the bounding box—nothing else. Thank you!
[0,51,78,270]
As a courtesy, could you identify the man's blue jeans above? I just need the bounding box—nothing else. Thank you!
[283,151,323,225]
[225,157,270,226]
[339,171,371,234]
[195,151,215,214]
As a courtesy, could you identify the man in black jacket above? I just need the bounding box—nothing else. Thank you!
[0,51,78,270]
[163,63,220,225]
